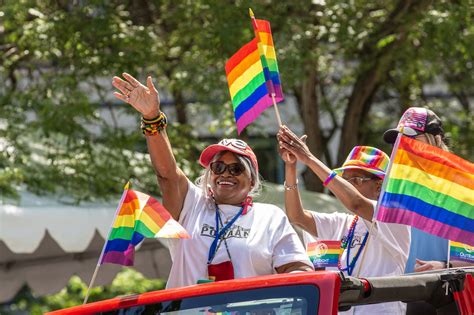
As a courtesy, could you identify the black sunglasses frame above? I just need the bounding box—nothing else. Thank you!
[210,161,246,176]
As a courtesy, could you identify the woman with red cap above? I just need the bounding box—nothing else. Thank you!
[112,73,313,288]
[277,126,410,315]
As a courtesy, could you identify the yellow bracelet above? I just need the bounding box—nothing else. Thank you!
[141,112,167,136]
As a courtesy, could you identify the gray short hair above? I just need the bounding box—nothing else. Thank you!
[195,151,262,199]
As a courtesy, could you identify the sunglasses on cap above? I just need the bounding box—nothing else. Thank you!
[219,138,249,150]
[210,161,246,176]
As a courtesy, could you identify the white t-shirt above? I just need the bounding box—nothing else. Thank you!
[166,181,313,288]
[303,204,410,315]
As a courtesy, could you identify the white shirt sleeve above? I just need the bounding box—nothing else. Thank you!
[311,212,353,240]
[179,180,205,225]
[270,207,314,269]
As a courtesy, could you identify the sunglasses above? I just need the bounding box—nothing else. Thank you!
[343,176,374,186]
[210,161,246,176]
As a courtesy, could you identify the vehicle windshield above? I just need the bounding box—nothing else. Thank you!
[99,285,319,315]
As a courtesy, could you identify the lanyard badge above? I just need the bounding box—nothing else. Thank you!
[206,205,243,282]
[338,216,369,276]
[205,198,253,282]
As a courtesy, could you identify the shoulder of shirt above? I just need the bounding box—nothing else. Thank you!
[186,181,215,211]
[252,202,285,215]
[310,210,353,219]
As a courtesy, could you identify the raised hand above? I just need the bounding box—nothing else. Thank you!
[277,126,312,164]
[112,73,160,119]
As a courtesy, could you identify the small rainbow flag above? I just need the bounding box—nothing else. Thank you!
[450,241,474,263]
[100,187,189,266]
[307,240,342,268]
[376,136,474,246]
[225,10,283,134]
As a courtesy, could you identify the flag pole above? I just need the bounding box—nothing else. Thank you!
[83,265,100,304]
[271,94,283,126]
[249,8,283,127]
[447,241,451,269]
[83,181,130,304]
[354,130,404,277]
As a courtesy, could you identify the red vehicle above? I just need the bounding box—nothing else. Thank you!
[48,268,474,315]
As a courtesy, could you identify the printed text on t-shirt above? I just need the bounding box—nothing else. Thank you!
[200,224,250,239]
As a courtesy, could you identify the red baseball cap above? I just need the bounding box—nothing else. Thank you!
[199,139,258,173]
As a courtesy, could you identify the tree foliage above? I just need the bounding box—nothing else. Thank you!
[2,269,165,314]
[0,0,472,199]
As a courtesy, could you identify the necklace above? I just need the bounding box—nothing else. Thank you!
[337,215,369,276]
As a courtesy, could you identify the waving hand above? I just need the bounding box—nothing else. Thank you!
[112,73,160,119]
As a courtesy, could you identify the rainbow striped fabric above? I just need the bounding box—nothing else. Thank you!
[450,241,474,263]
[101,189,189,266]
[333,146,390,178]
[376,136,474,246]
[225,13,283,134]
[307,240,342,268]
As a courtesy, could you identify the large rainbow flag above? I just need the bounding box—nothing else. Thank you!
[376,136,474,246]
[225,10,283,134]
[100,188,189,266]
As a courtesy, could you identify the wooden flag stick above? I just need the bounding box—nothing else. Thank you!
[447,241,451,269]
[83,265,100,304]
[271,93,283,126]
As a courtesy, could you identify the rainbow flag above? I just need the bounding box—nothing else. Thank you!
[376,136,474,246]
[450,241,474,263]
[307,240,342,268]
[225,11,283,134]
[100,188,189,266]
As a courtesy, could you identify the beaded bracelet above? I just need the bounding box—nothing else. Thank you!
[284,180,298,191]
[141,112,167,136]
[323,171,337,187]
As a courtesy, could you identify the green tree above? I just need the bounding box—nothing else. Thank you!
[0,1,208,201]
[1,0,472,199]
[3,269,165,314]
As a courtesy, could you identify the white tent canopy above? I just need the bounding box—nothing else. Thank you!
[0,184,342,303]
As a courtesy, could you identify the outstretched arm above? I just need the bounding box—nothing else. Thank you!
[112,73,188,220]
[278,126,374,222]
[278,140,318,236]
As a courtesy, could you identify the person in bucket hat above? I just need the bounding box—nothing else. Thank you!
[112,73,313,289]
[277,125,410,315]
